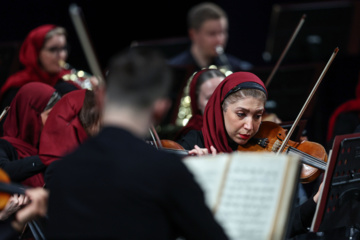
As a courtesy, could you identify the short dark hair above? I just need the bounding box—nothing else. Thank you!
[79,90,101,136]
[106,48,173,109]
[187,2,227,30]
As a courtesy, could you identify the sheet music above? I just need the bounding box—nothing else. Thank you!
[183,154,230,208]
[184,151,300,240]
[216,152,292,240]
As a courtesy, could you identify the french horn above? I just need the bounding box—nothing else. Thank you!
[60,60,93,90]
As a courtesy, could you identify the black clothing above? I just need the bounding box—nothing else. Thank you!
[355,124,360,133]
[0,139,45,183]
[177,129,204,150]
[327,112,360,150]
[53,80,80,96]
[0,216,20,240]
[177,129,318,238]
[168,49,253,72]
[44,126,229,240]
[177,129,238,151]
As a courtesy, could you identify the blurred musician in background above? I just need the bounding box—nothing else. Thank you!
[0,24,96,134]
[168,2,253,75]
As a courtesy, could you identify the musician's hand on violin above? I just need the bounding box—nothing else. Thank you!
[188,145,217,156]
[0,194,29,221]
[11,188,49,232]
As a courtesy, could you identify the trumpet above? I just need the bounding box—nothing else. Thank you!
[60,60,94,90]
[215,45,233,76]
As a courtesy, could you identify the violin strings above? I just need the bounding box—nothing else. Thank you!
[287,146,327,170]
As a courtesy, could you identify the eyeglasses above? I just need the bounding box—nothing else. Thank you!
[42,45,69,54]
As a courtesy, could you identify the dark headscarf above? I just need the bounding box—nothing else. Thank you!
[1,82,57,187]
[202,72,267,153]
[39,89,88,166]
[0,24,71,101]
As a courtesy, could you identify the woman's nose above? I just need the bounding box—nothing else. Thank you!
[243,118,253,130]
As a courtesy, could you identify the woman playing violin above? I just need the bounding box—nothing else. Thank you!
[178,71,267,155]
[177,71,322,237]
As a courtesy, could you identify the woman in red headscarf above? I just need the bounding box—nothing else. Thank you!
[39,89,101,168]
[177,71,267,154]
[0,82,61,187]
[174,68,225,140]
[0,24,83,115]
[177,71,324,238]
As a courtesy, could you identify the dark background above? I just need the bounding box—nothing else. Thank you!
[1,0,360,148]
[0,0,281,70]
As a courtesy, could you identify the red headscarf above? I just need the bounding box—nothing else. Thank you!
[1,82,57,187]
[202,72,267,153]
[175,69,210,139]
[0,24,71,101]
[39,89,88,166]
[326,74,360,142]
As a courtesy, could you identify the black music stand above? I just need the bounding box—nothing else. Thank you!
[311,132,360,239]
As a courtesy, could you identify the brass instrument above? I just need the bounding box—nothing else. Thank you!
[60,60,94,90]
[175,65,232,127]
[215,45,233,76]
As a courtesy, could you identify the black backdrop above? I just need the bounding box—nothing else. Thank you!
[0,0,291,71]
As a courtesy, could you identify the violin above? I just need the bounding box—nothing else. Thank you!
[238,121,327,183]
[241,47,338,183]
[0,168,26,210]
[147,139,192,157]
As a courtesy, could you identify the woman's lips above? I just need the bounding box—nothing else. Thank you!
[239,134,250,140]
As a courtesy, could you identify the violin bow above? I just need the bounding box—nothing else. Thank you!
[276,47,339,155]
[69,4,105,86]
[149,124,163,149]
[0,106,10,122]
[265,14,306,88]
[69,4,163,150]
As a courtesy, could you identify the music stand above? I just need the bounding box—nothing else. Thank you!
[311,132,360,238]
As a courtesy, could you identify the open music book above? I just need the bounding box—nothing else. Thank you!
[183,151,301,240]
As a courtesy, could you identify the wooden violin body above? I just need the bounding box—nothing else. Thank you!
[238,121,327,183]
[0,169,11,209]
[147,139,191,157]
[0,168,26,210]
